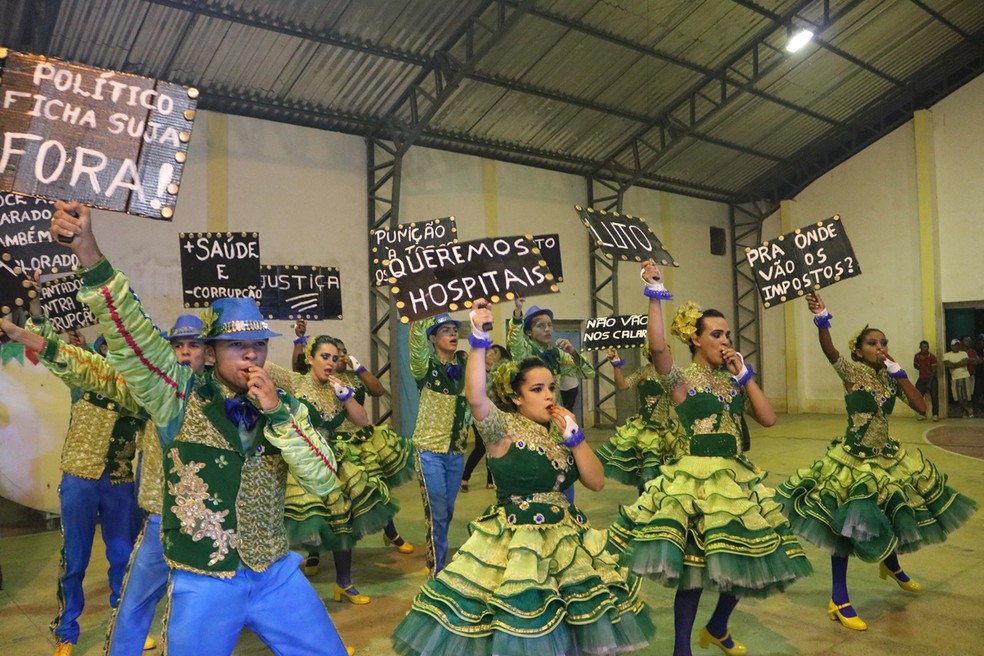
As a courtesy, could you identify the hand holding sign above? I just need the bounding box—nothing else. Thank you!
[470,299,493,335]
[51,201,103,267]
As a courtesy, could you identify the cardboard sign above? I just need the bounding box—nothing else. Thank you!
[179,232,261,308]
[0,49,197,219]
[532,233,563,282]
[575,205,677,266]
[0,194,77,274]
[372,217,457,286]
[582,314,648,351]
[0,250,34,314]
[387,235,558,322]
[39,273,97,332]
[260,265,324,320]
[745,215,861,308]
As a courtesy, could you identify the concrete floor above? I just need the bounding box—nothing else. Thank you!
[2,413,982,656]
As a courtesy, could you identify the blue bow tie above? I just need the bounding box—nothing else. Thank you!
[445,362,463,381]
[541,348,560,367]
[225,397,261,431]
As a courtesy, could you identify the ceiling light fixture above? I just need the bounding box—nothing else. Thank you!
[786,28,814,53]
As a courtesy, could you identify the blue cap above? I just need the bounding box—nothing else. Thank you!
[426,313,460,338]
[169,314,204,340]
[205,298,281,341]
[523,305,553,331]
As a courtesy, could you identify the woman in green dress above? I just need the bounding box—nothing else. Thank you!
[596,346,683,492]
[776,293,977,630]
[392,300,653,656]
[269,335,398,605]
[609,262,811,656]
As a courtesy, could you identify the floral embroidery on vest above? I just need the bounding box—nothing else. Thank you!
[167,447,241,566]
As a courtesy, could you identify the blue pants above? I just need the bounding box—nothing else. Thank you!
[106,513,168,655]
[416,449,465,574]
[165,551,347,655]
[51,471,138,644]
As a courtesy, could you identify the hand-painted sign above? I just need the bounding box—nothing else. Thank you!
[179,232,261,308]
[582,314,648,351]
[575,205,677,266]
[372,217,457,286]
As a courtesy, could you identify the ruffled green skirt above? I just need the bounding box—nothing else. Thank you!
[339,424,415,489]
[608,455,812,598]
[284,444,398,552]
[775,444,978,562]
[596,416,682,488]
[392,505,654,656]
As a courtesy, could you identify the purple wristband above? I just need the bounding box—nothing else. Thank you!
[735,364,755,387]
[335,386,354,402]
[813,311,833,329]
[643,286,673,300]
[468,333,493,349]
[888,368,908,380]
[562,427,586,448]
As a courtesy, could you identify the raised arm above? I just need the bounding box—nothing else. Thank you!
[607,348,631,390]
[409,318,433,380]
[465,301,493,422]
[507,296,530,360]
[806,293,839,364]
[347,354,386,396]
[328,375,371,427]
[642,261,674,375]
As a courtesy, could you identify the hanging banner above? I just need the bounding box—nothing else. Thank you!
[386,235,558,322]
[39,273,97,332]
[532,233,563,283]
[582,314,648,351]
[0,49,198,219]
[575,205,677,266]
[179,232,261,308]
[745,214,861,308]
[0,194,77,274]
[372,216,457,286]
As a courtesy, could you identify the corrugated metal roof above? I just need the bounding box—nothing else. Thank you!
[3,0,983,203]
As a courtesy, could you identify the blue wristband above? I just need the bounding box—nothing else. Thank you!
[643,286,673,300]
[610,358,625,368]
[735,364,755,387]
[293,335,309,346]
[888,368,908,380]
[354,364,367,375]
[335,386,354,402]
[468,333,494,349]
[562,427,586,448]
[812,311,833,329]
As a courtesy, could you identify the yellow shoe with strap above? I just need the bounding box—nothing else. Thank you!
[698,627,747,656]
[879,561,922,592]
[383,534,414,554]
[333,583,371,605]
[827,600,867,631]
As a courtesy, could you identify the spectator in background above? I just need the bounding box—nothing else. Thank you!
[913,340,939,421]
[975,334,984,413]
[963,335,983,414]
[943,339,973,418]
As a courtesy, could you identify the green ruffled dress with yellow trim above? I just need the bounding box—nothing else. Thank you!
[392,404,653,656]
[776,356,977,562]
[335,370,415,488]
[596,364,683,488]
[270,365,398,552]
[608,363,812,597]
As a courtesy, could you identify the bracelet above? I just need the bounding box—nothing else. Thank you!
[610,358,625,368]
[812,310,833,329]
[887,368,908,379]
[468,333,493,349]
[293,335,309,346]
[643,283,673,300]
[734,363,755,387]
[561,427,586,448]
[354,364,367,375]
[335,386,354,402]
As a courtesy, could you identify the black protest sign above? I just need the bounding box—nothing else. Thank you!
[745,215,861,308]
[0,251,35,314]
[372,217,457,286]
[259,265,327,320]
[532,234,563,282]
[39,273,97,332]
[582,314,649,351]
[318,267,342,320]
[179,232,261,308]
[387,235,558,322]
[0,194,77,274]
[575,205,678,266]
[0,49,197,219]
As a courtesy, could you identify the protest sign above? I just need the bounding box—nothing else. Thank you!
[0,49,197,219]
[0,251,34,314]
[745,214,861,308]
[372,217,457,285]
[387,235,558,322]
[582,314,648,351]
[179,232,261,307]
[532,233,563,282]
[260,265,324,320]
[0,194,77,274]
[575,205,677,266]
[319,267,342,319]
[39,273,97,332]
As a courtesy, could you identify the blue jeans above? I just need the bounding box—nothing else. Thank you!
[52,471,138,644]
[106,513,168,655]
[416,449,465,574]
[165,551,346,655]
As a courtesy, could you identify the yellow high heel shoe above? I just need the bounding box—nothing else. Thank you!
[333,583,371,605]
[345,647,356,656]
[143,635,157,650]
[698,627,747,656]
[827,600,867,631]
[879,561,922,592]
[383,534,415,554]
